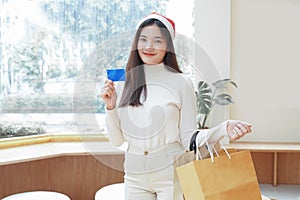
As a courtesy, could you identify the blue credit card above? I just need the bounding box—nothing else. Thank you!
[106,69,126,81]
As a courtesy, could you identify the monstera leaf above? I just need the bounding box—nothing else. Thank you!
[195,79,238,129]
[196,81,212,115]
[212,78,238,89]
[214,93,235,105]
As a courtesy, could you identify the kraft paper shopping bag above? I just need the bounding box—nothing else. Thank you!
[176,150,262,200]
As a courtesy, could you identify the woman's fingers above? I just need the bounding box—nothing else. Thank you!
[100,79,117,110]
[234,126,243,136]
[237,122,252,134]
[228,120,252,140]
[103,79,115,91]
[101,79,115,98]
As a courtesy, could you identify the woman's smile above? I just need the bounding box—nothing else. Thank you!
[143,52,156,56]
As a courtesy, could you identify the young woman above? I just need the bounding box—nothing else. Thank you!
[101,12,252,200]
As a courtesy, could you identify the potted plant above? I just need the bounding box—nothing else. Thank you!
[195,78,238,129]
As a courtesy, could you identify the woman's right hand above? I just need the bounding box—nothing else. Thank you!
[101,79,117,110]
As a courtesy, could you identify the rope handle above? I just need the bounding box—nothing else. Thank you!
[195,133,231,162]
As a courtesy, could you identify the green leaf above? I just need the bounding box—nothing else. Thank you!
[196,81,212,114]
[214,94,235,105]
[212,78,238,89]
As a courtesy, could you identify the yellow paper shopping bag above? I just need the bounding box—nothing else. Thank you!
[176,150,262,200]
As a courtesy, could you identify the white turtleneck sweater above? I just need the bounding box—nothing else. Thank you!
[105,64,196,152]
[105,64,227,154]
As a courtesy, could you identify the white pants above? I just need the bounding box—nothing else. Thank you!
[124,151,195,200]
[124,164,183,200]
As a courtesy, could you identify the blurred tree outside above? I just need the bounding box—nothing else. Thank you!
[0,0,169,113]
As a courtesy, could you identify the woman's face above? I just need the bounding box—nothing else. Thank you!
[137,24,168,65]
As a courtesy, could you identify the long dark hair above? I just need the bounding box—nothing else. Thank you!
[119,18,182,107]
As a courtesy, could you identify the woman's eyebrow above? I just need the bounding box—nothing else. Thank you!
[139,35,163,39]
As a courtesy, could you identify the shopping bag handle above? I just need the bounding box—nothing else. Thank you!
[196,133,213,161]
[219,141,231,160]
[195,132,231,162]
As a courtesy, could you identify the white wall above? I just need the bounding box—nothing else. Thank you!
[231,0,300,142]
[194,0,231,128]
[194,0,231,82]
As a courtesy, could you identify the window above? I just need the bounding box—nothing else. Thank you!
[0,0,195,138]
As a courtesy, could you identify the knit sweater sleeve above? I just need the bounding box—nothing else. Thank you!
[105,83,126,147]
[179,77,197,149]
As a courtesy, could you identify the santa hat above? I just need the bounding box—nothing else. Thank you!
[136,12,176,40]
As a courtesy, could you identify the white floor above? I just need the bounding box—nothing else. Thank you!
[260,184,300,200]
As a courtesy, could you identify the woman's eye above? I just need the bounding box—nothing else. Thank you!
[154,40,162,44]
[139,38,147,42]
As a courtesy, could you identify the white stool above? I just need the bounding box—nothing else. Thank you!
[94,184,271,200]
[2,191,71,200]
[95,183,124,200]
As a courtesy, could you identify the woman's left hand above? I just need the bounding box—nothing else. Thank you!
[226,120,252,140]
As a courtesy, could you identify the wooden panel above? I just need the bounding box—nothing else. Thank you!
[1,152,299,199]
[0,155,124,200]
[251,152,273,184]
[278,152,300,184]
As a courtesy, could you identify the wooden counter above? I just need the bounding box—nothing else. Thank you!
[226,142,300,186]
[0,138,125,200]
[1,138,299,200]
